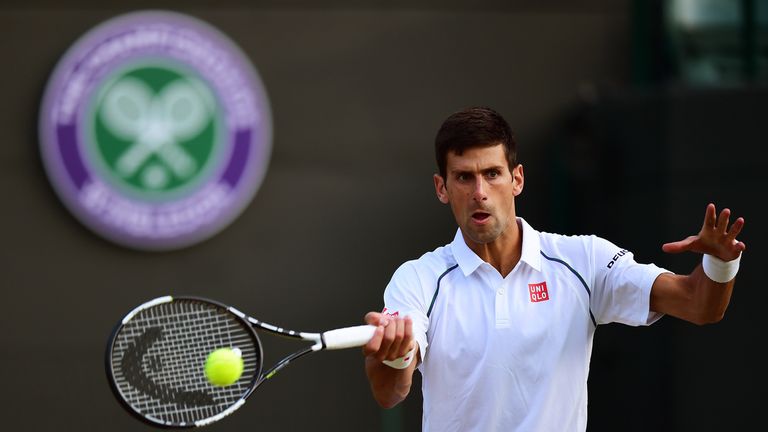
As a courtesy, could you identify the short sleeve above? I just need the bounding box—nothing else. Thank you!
[382,262,430,364]
[590,236,671,326]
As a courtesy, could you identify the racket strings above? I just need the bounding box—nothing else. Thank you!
[110,300,260,425]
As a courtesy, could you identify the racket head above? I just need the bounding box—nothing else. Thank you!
[105,296,263,428]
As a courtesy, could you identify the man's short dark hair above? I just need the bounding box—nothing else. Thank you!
[434,106,518,180]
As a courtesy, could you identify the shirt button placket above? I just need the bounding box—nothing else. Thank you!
[495,282,510,327]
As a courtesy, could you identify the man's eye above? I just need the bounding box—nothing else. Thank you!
[487,171,499,179]
[457,174,468,182]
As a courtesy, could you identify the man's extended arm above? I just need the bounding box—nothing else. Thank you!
[651,203,745,324]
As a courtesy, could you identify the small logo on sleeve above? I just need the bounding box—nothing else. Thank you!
[606,249,629,268]
[528,282,549,302]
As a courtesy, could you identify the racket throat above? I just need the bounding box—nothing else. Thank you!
[260,346,316,383]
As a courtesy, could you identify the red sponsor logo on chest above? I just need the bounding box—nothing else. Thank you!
[528,281,549,302]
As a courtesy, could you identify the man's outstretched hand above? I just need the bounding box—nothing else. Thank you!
[662,203,745,261]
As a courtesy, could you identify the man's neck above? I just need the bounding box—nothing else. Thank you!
[465,219,523,278]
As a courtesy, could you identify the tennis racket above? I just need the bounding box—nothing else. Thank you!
[105,295,376,428]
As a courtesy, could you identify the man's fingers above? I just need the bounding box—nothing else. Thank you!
[385,319,406,361]
[362,314,415,361]
[395,318,408,359]
[666,205,744,259]
[703,203,717,230]
[716,208,731,233]
[364,312,379,325]
[727,217,746,255]
[726,217,745,241]
[662,235,697,253]
[376,321,396,361]
[362,325,385,356]
[398,317,414,358]
[364,311,389,326]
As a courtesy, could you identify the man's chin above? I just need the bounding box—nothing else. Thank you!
[464,226,501,245]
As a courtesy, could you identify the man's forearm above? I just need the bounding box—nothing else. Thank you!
[652,267,736,325]
[689,264,736,323]
[365,355,417,408]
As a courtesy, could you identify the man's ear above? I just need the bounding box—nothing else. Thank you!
[433,174,449,204]
[512,164,524,196]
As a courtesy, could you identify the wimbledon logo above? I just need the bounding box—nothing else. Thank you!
[39,11,272,250]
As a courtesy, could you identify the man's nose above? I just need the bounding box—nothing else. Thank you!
[472,177,488,201]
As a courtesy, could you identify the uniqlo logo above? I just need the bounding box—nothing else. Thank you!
[528,282,549,302]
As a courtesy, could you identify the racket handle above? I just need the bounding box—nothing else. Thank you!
[322,325,377,350]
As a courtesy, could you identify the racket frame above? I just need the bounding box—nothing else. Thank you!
[105,295,372,428]
[106,296,265,428]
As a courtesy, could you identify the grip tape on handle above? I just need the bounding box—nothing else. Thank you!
[322,325,377,350]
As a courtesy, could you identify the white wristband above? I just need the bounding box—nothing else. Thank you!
[382,347,416,369]
[702,252,741,283]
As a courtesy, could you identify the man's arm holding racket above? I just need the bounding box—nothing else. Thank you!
[362,312,420,408]
[651,203,746,324]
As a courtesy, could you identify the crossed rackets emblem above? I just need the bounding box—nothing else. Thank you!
[99,77,215,189]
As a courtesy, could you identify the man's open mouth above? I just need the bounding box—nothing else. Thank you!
[472,211,491,222]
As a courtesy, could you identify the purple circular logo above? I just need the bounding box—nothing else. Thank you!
[39,11,272,250]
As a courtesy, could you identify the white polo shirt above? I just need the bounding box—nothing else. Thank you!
[382,218,669,432]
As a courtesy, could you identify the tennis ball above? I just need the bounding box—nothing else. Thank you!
[204,347,244,387]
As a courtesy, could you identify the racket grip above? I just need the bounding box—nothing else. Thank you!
[323,325,377,350]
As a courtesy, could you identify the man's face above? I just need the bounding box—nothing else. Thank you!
[433,144,524,246]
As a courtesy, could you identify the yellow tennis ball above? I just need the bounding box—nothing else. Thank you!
[204,347,244,387]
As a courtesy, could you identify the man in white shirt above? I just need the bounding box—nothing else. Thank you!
[361,106,746,431]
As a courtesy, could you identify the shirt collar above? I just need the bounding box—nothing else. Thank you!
[518,217,542,272]
[450,217,542,276]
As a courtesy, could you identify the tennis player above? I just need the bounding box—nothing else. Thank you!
[361,106,745,431]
